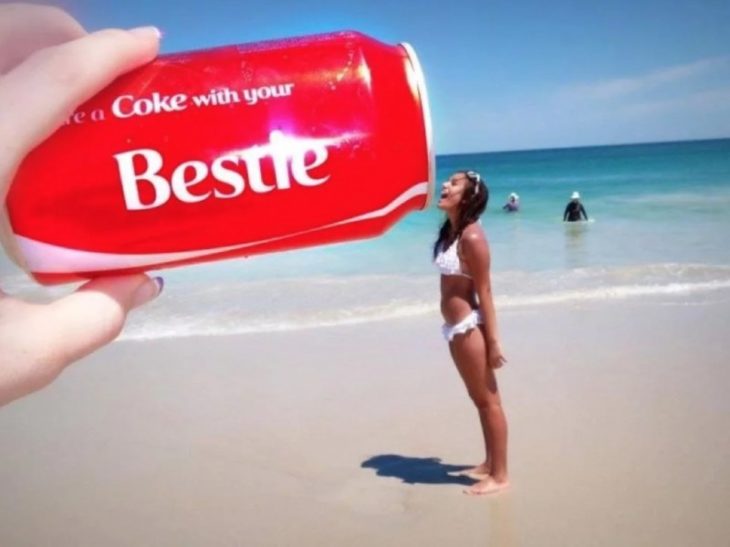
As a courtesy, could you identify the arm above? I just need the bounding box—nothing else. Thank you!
[563,204,570,221]
[580,204,588,220]
[460,225,507,368]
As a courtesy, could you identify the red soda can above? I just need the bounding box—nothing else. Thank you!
[1,31,433,284]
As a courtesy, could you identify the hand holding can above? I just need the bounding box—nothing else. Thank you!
[3,31,434,284]
[0,3,165,406]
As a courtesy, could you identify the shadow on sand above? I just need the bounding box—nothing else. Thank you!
[361,454,477,486]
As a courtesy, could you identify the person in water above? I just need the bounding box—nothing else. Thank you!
[433,170,509,495]
[563,191,588,222]
[502,192,520,212]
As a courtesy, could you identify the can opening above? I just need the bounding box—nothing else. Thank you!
[399,42,435,209]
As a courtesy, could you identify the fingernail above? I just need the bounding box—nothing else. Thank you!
[128,26,162,40]
[131,276,164,309]
[153,276,164,294]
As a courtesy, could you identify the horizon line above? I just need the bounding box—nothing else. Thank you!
[437,135,730,158]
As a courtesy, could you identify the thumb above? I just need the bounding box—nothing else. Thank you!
[43,274,163,365]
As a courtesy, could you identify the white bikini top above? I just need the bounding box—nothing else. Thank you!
[434,238,472,278]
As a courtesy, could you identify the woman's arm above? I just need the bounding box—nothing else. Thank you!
[461,224,507,368]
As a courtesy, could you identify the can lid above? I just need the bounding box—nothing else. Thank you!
[399,42,435,209]
[0,207,28,272]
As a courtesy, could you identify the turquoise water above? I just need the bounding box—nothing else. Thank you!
[3,138,730,339]
[439,138,730,272]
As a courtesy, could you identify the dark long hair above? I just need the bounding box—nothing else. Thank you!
[433,170,489,258]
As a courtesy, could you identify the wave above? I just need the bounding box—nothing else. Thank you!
[121,278,730,341]
[3,262,729,341]
[116,263,730,341]
[120,301,438,341]
[497,279,730,308]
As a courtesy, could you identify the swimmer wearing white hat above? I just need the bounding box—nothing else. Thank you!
[564,191,588,222]
[503,192,520,212]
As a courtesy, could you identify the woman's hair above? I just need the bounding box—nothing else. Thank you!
[433,170,488,258]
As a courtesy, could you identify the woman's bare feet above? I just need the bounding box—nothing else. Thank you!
[463,476,510,496]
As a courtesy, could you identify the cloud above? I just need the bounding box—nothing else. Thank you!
[614,85,730,118]
[558,57,729,102]
[435,56,730,153]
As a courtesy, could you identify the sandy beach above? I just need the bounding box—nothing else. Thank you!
[1,295,728,546]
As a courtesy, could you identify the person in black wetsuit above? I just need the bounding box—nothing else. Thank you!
[563,191,588,222]
[502,192,520,212]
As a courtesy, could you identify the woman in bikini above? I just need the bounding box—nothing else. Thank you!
[433,170,509,495]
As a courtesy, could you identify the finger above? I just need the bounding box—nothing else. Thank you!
[0,25,160,198]
[0,275,162,406]
[0,3,85,74]
[40,274,164,365]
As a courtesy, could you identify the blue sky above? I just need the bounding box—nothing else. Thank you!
[57,0,730,153]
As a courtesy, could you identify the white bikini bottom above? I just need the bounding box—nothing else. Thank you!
[442,309,483,342]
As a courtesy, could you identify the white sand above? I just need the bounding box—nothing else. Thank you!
[0,298,728,546]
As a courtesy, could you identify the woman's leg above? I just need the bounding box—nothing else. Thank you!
[449,326,509,494]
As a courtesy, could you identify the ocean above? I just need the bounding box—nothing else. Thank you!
[2,138,729,340]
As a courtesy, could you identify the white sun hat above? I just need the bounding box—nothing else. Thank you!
[509,192,519,200]
[571,191,581,199]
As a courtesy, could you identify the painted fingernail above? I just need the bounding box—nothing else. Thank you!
[128,26,162,40]
[131,276,164,309]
